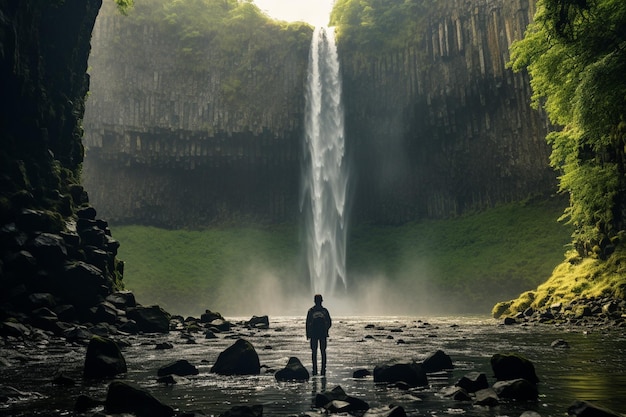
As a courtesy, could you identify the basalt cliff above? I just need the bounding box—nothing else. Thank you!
[82,0,554,228]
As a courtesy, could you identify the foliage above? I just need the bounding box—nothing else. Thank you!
[329,0,427,53]
[508,0,626,253]
[113,198,571,315]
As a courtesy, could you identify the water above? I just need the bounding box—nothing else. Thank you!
[2,316,626,417]
[301,26,349,297]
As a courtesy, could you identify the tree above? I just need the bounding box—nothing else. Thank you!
[509,0,626,258]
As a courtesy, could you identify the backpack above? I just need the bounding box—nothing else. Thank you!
[311,309,328,337]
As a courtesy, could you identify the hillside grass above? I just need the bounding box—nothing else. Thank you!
[111,196,572,316]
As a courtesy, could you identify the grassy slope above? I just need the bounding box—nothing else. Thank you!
[112,197,572,316]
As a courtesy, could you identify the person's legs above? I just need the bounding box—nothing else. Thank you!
[310,338,319,375]
[320,338,327,375]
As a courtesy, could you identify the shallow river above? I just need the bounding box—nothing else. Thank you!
[2,316,626,416]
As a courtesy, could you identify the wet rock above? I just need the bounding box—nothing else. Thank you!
[157,375,177,385]
[211,339,260,375]
[520,411,542,417]
[219,405,263,417]
[27,292,57,310]
[200,309,224,323]
[422,349,453,373]
[490,353,539,383]
[439,385,471,401]
[373,362,428,387]
[63,325,93,344]
[474,388,499,406]
[275,357,309,381]
[455,371,489,393]
[27,233,67,267]
[247,315,269,329]
[205,330,218,339]
[61,261,107,309]
[567,400,624,417]
[503,317,517,325]
[353,368,372,378]
[363,405,407,417]
[493,378,539,401]
[127,305,170,333]
[106,291,137,310]
[209,318,232,332]
[93,301,121,325]
[52,374,75,386]
[551,339,570,349]
[77,206,97,220]
[157,359,199,377]
[315,385,369,412]
[105,381,174,417]
[155,342,174,350]
[84,335,127,378]
[1,321,31,338]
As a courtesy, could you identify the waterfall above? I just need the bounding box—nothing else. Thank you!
[301,26,349,297]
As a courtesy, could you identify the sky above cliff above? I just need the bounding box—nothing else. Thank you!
[253,0,335,27]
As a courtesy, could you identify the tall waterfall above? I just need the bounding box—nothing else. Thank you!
[301,27,349,297]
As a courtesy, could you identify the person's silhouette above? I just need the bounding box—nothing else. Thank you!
[306,294,332,376]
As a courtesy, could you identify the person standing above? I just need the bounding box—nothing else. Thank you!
[306,294,332,376]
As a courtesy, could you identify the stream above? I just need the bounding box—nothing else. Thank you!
[1,316,626,416]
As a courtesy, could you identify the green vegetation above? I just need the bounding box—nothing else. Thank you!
[113,198,571,315]
[509,0,626,254]
[495,0,626,317]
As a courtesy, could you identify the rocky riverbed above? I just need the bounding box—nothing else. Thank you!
[1,314,626,417]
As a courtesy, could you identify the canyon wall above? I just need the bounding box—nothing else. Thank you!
[83,0,555,227]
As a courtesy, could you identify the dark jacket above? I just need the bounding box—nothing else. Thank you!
[306,305,331,339]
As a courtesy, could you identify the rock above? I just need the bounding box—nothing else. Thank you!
[490,353,539,383]
[353,369,372,378]
[200,309,224,323]
[157,375,177,385]
[157,359,199,377]
[105,381,174,417]
[26,233,67,267]
[211,339,260,375]
[315,385,369,412]
[28,292,57,309]
[93,302,120,325]
[439,386,472,401]
[127,305,170,333]
[474,388,499,406]
[61,261,107,308]
[1,321,31,338]
[551,339,570,349]
[363,405,407,417]
[455,371,489,393]
[205,330,218,339]
[105,291,136,309]
[422,349,453,373]
[503,317,517,325]
[520,412,542,417]
[373,362,428,387]
[247,315,269,329]
[155,342,174,350]
[493,378,539,401]
[219,405,263,417]
[77,206,97,220]
[83,335,127,378]
[567,400,624,417]
[52,374,75,386]
[209,318,232,332]
[275,357,309,381]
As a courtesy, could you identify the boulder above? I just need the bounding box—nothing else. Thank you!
[26,233,67,267]
[363,405,407,417]
[493,378,539,401]
[105,291,136,309]
[373,362,428,387]
[422,350,453,373]
[455,371,489,393]
[105,381,174,417]
[474,388,499,406]
[157,359,199,377]
[60,261,107,308]
[211,339,260,375]
[353,369,372,378]
[83,336,127,378]
[219,405,263,417]
[567,400,624,417]
[315,385,369,412]
[209,319,232,332]
[247,315,269,329]
[127,305,170,333]
[439,386,471,401]
[551,339,570,349]
[74,394,103,413]
[275,357,309,381]
[490,353,539,383]
[200,309,224,323]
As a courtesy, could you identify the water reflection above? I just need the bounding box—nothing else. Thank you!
[1,316,625,417]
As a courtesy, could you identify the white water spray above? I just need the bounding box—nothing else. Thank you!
[301,27,349,297]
